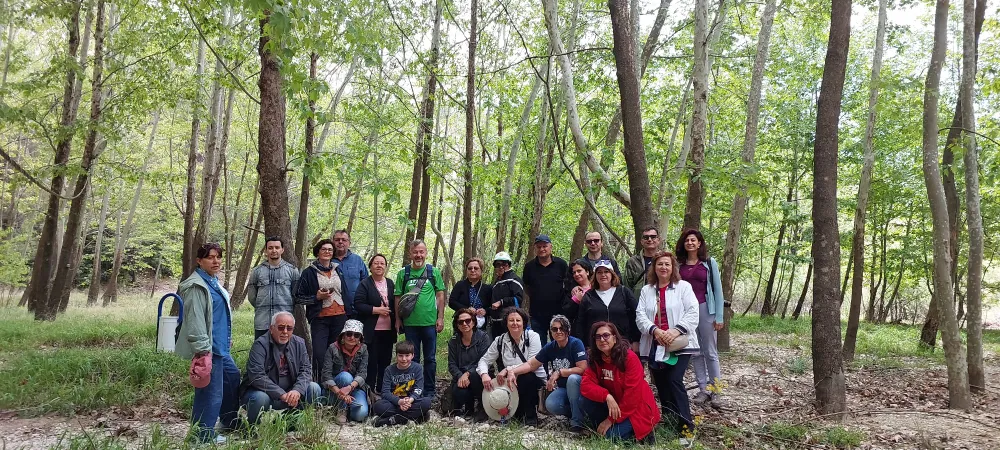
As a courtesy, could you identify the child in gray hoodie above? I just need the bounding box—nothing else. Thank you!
[373,340,432,426]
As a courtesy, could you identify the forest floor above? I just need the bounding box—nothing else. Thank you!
[0,291,998,449]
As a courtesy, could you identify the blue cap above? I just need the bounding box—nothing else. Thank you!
[534,234,551,244]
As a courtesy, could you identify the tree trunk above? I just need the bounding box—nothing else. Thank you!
[682,0,710,230]
[541,0,631,209]
[608,0,656,241]
[497,73,541,253]
[346,152,369,235]
[49,0,106,317]
[258,12,305,345]
[761,186,791,317]
[26,1,81,318]
[920,0,971,410]
[959,0,984,394]
[791,263,812,320]
[181,38,206,284]
[462,0,477,263]
[294,52,318,259]
[86,188,111,306]
[719,0,776,350]
[843,0,886,361]
[103,111,159,304]
[811,0,851,416]
[527,92,552,262]
[230,184,261,310]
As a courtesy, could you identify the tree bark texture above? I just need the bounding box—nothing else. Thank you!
[295,52,318,259]
[463,0,477,263]
[843,0,886,362]
[26,0,81,319]
[497,71,542,253]
[181,39,206,281]
[609,0,656,241]
[87,188,111,306]
[682,0,709,230]
[920,0,971,410]
[810,0,851,416]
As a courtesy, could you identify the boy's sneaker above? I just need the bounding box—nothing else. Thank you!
[691,391,711,405]
[374,416,397,427]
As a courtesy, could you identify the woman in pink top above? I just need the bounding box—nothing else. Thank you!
[562,259,594,323]
[354,253,397,391]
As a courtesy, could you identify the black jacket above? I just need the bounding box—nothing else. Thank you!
[489,270,524,323]
[353,276,396,338]
[239,333,313,399]
[448,279,493,312]
[447,329,491,378]
[574,286,640,344]
[297,261,350,321]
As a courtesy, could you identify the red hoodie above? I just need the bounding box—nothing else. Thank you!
[580,348,660,440]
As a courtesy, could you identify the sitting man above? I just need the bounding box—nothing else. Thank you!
[373,340,432,427]
[240,311,322,425]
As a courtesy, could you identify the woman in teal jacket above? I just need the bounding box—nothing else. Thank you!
[675,229,725,407]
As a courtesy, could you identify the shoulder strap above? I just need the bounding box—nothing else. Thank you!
[510,333,529,364]
[425,264,439,290]
[403,266,412,287]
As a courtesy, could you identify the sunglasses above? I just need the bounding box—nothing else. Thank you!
[274,325,294,332]
[550,327,566,333]
[585,239,601,244]
[595,332,614,342]
[642,235,658,241]
[343,332,362,339]
[457,318,474,326]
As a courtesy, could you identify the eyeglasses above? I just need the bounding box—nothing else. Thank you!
[585,239,601,244]
[343,332,362,339]
[595,332,614,342]
[274,325,294,332]
[467,266,481,271]
[642,235,658,241]
[550,327,565,333]
[458,318,474,326]
[319,247,334,252]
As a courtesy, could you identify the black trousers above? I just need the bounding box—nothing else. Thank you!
[373,397,432,422]
[309,315,348,380]
[368,329,397,392]
[451,372,485,413]
[512,373,541,420]
[650,354,693,433]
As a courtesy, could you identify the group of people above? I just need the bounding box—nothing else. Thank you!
[176,227,725,447]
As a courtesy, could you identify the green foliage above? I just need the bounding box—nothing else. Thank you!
[786,356,808,375]
[764,421,809,442]
[820,426,865,448]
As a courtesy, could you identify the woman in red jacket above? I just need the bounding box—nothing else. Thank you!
[579,321,659,443]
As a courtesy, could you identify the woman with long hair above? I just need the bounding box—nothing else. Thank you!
[674,228,725,406]
[447,308,491,420]
[636,251,700,443]
[579,322,658,443]
[562,259,593,322]
[353,253,396,391]
[476,307,545,426]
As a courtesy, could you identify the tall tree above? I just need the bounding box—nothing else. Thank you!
[719,0,777,350]
[843,0,887,362]
[811,0,851,416]
[462,0,477,263]
[404,0,442,262]
[682,0,709,230]
[959,0,984,394]
[497,73,541,253]
[608,0,655,239]
[181,38,206,280]
[86,188,111,306]
[920,0,971,410]
[26,0,82,319]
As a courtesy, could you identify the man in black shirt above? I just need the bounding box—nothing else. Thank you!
[522,234,569,345]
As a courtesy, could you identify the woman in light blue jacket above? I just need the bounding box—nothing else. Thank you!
[674,229,725,407]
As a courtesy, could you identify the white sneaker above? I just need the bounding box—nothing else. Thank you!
[213,434,228,445]
[679,437,695,448]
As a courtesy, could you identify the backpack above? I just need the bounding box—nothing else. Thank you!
[398,264,438,319]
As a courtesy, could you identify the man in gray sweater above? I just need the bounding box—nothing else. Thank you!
[239,312,321,425]
[248,237,301,339]
[373,341,432,426]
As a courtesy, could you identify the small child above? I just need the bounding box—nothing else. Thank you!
[373,341,432,426]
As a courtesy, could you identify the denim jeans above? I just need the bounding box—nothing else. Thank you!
[403,325,437,395]
[241,382,322,425]
[579,397,636,441]
[191,354,240,443]
[329,372,369,422]
[544,374,583,427]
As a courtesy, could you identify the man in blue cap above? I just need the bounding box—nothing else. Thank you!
[522,234,568,345]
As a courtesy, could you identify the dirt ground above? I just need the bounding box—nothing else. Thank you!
[1,334,997,449]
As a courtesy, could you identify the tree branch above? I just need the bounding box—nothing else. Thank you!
[184,5,260,105]
[0,144,86,200]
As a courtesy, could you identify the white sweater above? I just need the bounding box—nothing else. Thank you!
[635,281,701,358]
[476,330,546,379]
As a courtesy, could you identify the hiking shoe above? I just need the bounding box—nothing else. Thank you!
[710,394,727,409]
[679,437,694,448]
[473,408,490,423]
[691,391,711,405]
[374,416,403,427]
[213,435,228,445]
[523,414,539,427]
[570,425,588,438]
[336,411,347,424]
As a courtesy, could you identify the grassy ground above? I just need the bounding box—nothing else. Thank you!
[1,291,997,449]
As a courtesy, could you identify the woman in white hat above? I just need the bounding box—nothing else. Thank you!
[488,252,525,338]
[476,307,544,425]
[574,260,640,350]
[636,250,700,445]
[321,319,370,423]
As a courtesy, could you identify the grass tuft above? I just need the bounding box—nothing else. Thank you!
[820,426,865,448]
[764,421,809,442]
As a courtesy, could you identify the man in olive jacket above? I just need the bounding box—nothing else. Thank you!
[240,311,321,425]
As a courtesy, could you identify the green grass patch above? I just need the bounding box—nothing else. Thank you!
[820,426,865,448]
[0,346,189,415]
[785,356,808,374]
[729,315,811,335]
[764,421,809,442]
